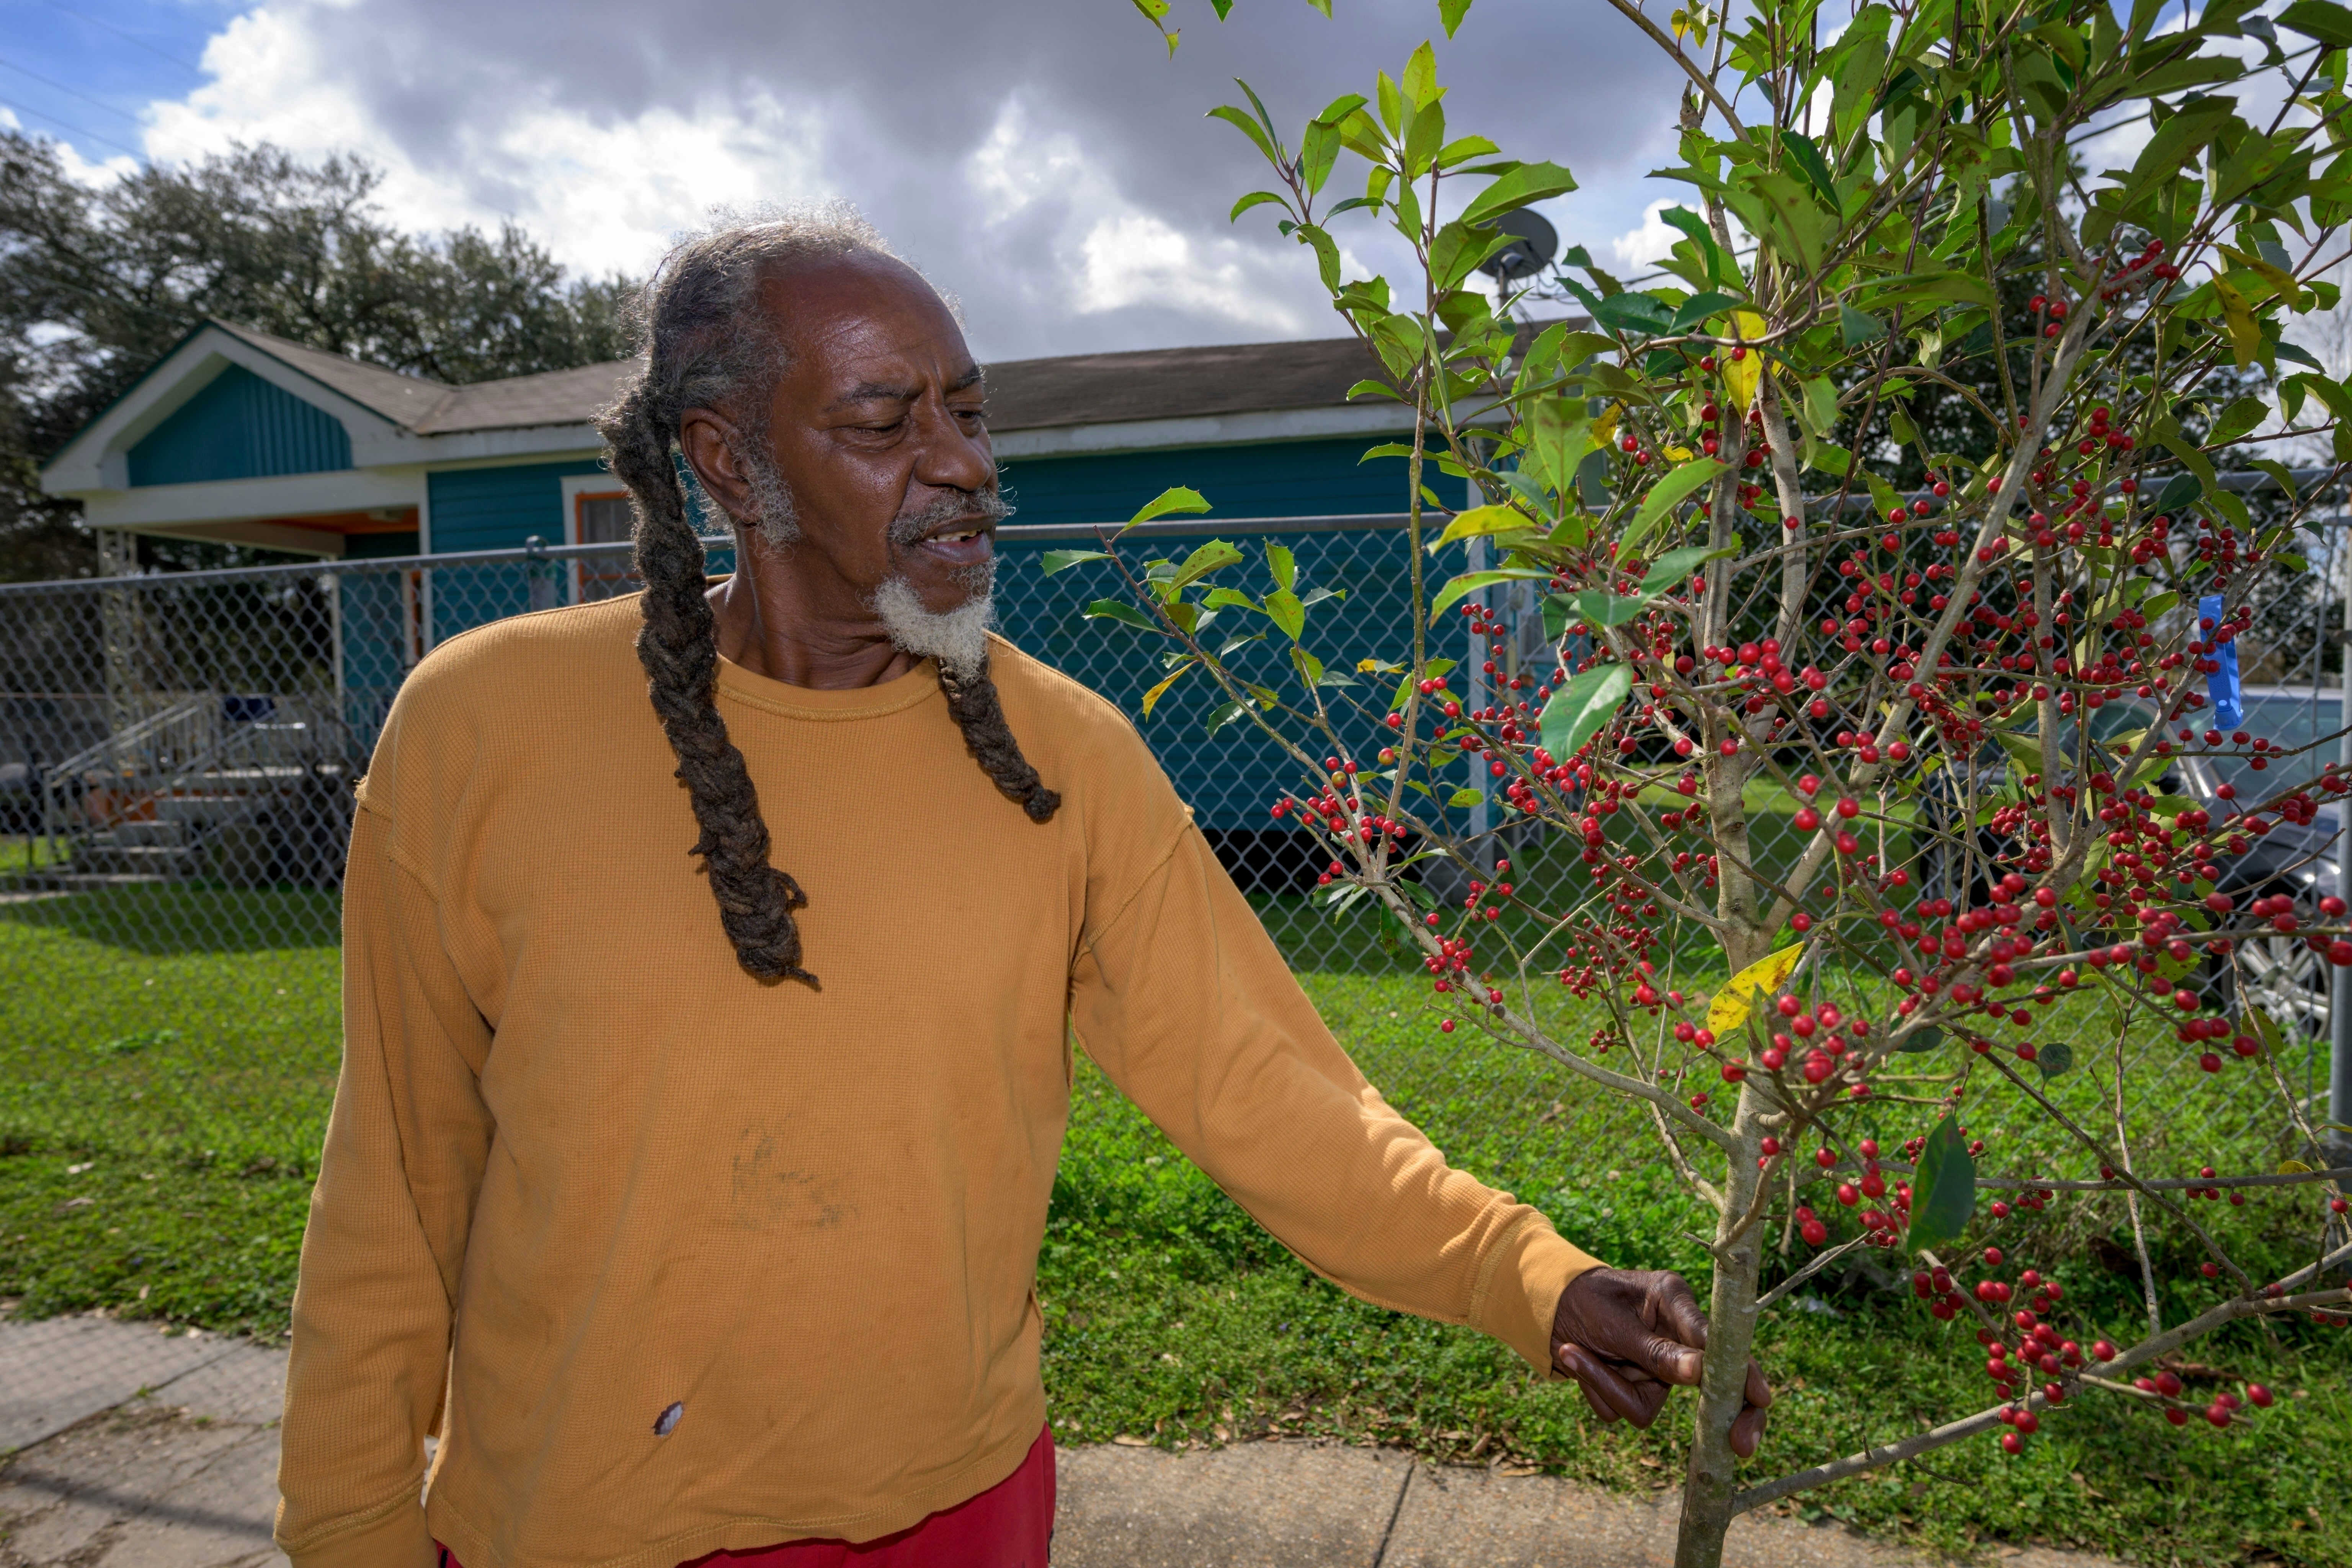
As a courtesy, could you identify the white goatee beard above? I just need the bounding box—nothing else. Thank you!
[871,568,995,681]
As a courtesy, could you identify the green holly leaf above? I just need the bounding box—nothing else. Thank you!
[1672,290,1743,331]
[1570,590,1648,627]
[1266,588,1307,640]
[1458,159,1579,229]
[1591,291,1679,336]
[1639,542,1740,596]
[1617,459,1728,556]
[1894,1025,1945,1055]
[1538,662,1633,760]
[1122,486,1213,532]
[1170,540,1245,589]
[1430,568,1552,618]
[2153,472,2203,513]
[1905,1114,1977,1255]
[2278,0,2352,47]
[1084,599,1160,633]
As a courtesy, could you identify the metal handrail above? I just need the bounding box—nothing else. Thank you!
[34,697,336,872]
[41,693,212,780]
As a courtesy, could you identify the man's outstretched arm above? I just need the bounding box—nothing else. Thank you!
[1070,822,1769,1438]
[275,804,495,1568]
[1070,823,1600,1367]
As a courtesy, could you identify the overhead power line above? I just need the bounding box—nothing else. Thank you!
[37,0,207,77]
[0,54,147,126]
[0,93,143,158]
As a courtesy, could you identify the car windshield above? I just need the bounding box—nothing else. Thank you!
[2215,692,2345,797]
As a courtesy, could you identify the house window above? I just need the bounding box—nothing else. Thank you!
[568,485,638,603]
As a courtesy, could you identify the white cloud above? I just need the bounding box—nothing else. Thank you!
[970,97,1303,333]
[83,0,1695,359]
[1078,212,1305,330]
[1608,199,1686,277]
[140,3,829,281]
[0,106,141,186]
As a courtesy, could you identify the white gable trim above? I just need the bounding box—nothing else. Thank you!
[76,467,425,533]
[408,425,605,466]
[40,324,426,495]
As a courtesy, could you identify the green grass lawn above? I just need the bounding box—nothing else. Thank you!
[0,885,336,1330]
[0,835,64,879]
[2,887,2346,1567]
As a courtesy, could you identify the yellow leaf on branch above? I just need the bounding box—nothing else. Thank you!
[1430,503,1532,550]
[1705,941,1805,1034]
[2212,276,2261,369]
[1724,310,1767,411]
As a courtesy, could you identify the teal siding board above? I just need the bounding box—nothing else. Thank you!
[994,524,1439,840]
[426,460,607,554]
[424,460,606,639]
[995,436,1460,528]
[990,441,1464,843]
[340,571,413,753]
[127,366,351,486]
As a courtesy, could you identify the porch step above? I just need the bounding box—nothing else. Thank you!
[156,794,268,828]
[187,768,312,789]
[16,872,176,892]
[71,843,201,876]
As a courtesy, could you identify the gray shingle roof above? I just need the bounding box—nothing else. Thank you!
[210,322,454,429]
[979,336,1390,430]
[211,319,1402,438]
[413,359,644,434]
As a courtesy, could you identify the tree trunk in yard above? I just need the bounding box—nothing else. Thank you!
[1683,726,1774,1568]
[1673,1082,1770,1568]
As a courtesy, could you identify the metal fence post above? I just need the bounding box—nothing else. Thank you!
[1464,536,1493,870]
[94,528,142,761]
[2336,514,2352,1155]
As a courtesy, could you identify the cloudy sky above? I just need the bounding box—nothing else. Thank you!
[2,0,1706,363]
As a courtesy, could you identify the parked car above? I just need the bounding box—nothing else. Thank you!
[1913,686,2345,1035]
[2173,686,2345,1034]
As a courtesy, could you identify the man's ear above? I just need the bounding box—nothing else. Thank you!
[679,407,763,526]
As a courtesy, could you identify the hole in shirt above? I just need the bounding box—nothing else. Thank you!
[653,1401,684,1437]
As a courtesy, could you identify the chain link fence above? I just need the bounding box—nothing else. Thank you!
[0,512,2343,1337]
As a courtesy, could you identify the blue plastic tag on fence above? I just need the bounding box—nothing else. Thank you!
[2199,592,2243,728]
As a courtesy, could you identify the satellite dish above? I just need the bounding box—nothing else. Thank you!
[1478,208,1558,281]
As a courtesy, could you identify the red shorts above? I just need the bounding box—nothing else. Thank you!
[438,1424,1054,1568]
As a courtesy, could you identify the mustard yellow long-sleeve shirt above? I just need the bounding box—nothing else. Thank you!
[274,594,1602,1568]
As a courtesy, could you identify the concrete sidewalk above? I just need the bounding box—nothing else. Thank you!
[2,1316,2125,1568]
[1,1321,287,1568]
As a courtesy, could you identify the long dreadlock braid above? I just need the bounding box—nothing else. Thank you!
[593,204,1057,987]
[938,662,1060,823]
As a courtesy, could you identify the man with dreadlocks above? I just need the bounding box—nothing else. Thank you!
[274,206,1768,1568]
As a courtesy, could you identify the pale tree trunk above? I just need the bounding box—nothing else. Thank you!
[1676,420,1781,1566]
[1674,1085,1770,1568]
